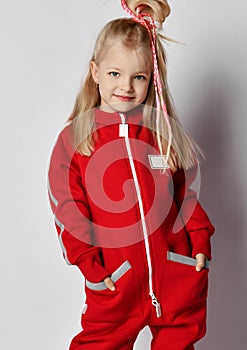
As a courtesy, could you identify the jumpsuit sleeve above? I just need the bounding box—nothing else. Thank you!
[47,125,111,283]
[171,164,215,260]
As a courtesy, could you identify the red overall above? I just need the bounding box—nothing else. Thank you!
[48,106,215,349]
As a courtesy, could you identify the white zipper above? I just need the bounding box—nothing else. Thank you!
[119,113,161,318]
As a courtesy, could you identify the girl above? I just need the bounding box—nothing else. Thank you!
[48,1,215,349]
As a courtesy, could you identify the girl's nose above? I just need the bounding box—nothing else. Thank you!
[120,77,134,92]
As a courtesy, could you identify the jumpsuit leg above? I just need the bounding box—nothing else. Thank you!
[69,313,148,350]
[150,301,207,350]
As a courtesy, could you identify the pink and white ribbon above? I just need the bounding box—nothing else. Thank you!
[121,0,172,167]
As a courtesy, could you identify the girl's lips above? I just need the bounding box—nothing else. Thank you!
[114,94,135,102]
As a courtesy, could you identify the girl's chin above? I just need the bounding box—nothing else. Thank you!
[100,102,140,113]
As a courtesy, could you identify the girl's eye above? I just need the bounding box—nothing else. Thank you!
[135,75,146,81]
[109,72,120,77]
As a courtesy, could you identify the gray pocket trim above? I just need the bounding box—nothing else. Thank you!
[167,252,210,269]
[86,260,132,291]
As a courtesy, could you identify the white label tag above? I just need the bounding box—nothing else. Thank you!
[148,155,169,169]
[119,124,128,138]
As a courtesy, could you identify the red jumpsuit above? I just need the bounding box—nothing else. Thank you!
[48,105,215,350]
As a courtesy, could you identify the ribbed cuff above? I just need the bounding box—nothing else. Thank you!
[76,252,111,283]
[189,229,214,260]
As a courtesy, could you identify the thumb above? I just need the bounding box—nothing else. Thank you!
[104,276,116,291]
[195,253,206,272]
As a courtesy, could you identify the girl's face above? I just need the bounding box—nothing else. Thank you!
[91,42,152,113]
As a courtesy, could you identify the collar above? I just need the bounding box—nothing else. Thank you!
[94,105,144,126]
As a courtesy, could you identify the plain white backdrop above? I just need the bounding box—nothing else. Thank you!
[1,0,247,349]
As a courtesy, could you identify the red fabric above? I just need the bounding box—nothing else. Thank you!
[48,105,215,291]
[170,166,215,259]
[69,297,207,349]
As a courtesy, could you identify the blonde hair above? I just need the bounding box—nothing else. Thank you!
[68,0,205,170]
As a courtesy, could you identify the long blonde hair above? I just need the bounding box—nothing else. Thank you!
[68,0,204,170]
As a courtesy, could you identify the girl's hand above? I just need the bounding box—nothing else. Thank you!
[104,276,116,291]
[195,253,208,272]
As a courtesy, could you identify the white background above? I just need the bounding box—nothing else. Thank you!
[1,0,247,349]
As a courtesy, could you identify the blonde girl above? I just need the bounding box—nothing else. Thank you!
[48,1,215,349]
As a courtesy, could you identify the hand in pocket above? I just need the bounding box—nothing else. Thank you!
[195,253,208,272]
[104,276,116,291]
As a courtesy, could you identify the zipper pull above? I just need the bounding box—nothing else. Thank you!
[119,123,128,138]
[119,113,128,138]
[151,294,162,318]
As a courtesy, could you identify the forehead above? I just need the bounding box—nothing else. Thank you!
[99,43,152,71]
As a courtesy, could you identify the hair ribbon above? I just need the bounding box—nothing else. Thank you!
[120,0,172,168]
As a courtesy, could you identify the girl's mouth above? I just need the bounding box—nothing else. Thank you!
[114,94,135,102]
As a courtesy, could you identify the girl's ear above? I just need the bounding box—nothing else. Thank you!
[90,61,99,83]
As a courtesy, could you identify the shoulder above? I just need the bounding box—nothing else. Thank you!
[49,122,77,164]
[171,162,199,188]
[53,122,75,150]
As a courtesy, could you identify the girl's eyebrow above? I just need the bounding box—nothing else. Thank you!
[106,67,150,74]
[106,67,122,71]
[135,72,150,75]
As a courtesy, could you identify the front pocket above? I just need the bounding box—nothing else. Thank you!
[161,252,209,314]
[83,260,143,322]
[167,252,210,269]
[85,260,131,291]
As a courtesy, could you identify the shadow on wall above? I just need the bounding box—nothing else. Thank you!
[191,68,247,350]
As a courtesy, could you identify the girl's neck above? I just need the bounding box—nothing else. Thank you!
[97,104,143,116]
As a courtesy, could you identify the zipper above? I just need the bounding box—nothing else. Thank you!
[119,113,161,318]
